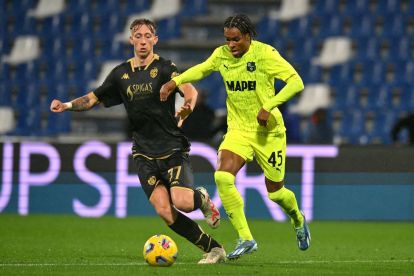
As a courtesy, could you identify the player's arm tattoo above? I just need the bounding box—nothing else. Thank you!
[70,95,98,111]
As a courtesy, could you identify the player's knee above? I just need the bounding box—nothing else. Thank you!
[173,200,193,213]
[153,203,175,224]
[268,186,287,203]
[214,171,236,194]
[170,188,193,212]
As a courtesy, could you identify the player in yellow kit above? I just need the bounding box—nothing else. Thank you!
[160,14,310,259]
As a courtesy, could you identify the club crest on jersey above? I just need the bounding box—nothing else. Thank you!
[148,176,157,186]
[246,62,256,72]
[150,68,158,78]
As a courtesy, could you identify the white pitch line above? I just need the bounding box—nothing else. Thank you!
[0,260,413,267]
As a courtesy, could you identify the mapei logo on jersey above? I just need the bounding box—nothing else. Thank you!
[226,80,256,91]
[121,73,129,80]
[246,62,256,72]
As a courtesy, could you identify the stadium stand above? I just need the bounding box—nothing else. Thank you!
[0,0,413,145]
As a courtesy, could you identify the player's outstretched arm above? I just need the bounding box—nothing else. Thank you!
[160,80,177,101]
[50,92,100,113]
[175,83,198,127]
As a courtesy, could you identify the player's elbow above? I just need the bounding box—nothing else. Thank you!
[294,75,305,92]
[287,74,304,95]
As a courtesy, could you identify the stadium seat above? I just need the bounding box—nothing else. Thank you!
[0,82,12,106]
[27,0,65,19]
[312,36,353,67]
[325,63,353,85]
[0,107,15,134]
[353,37,380,60]
[334,110,364,145]
[13,106,42,136]
[289,83,331,116]
[401,60,414,84]
[3,0,35,16]
[2,36,41,65]
[46,111,71,135]
[300,62,322,83]
[181,0,207,17]
[268,0,310,21]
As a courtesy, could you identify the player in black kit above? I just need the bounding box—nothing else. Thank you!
[50,18,226,264]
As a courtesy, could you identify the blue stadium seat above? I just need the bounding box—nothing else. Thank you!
[181,0,207,17]
[326,63,353,85]
[373,110,398,144]
[257,17,278,42]
[340,0,369,15]
[13,106,41,136]
[371,0,400,15]
[353,37,381,60]
[0,83,13,106]
[46,84,70,106]
[381,15,404,37]
[299,62,322,84]
[197,73,226,109]
[286,17,311,39]
[344,15,373,38]
[3,0,35,16]
[311,0,338,16]
[46,111,71,135]
[403,60,414,83]
[335,110,364,144]
[14,83,40,110]
[399,84,414,111]
[156,17,182,40]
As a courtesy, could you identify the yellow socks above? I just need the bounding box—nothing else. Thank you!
[214,171,253,241]
[268,186,304,228]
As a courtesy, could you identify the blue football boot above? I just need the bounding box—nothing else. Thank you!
[295,211,311,251]
[227,239,258,260]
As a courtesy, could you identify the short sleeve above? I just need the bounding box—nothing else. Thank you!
[93,67,123,107]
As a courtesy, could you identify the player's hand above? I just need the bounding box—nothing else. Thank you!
[50,99,68,113]
[175,102,193,127]
[257,108,270,127]
[160,80,177,101]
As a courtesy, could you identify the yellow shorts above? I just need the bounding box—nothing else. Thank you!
[218,130,286,182]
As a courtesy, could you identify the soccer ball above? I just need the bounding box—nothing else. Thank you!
[143,234,178,266]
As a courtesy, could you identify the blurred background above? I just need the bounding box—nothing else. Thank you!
[1,0,413,145]
[0,0,413,220]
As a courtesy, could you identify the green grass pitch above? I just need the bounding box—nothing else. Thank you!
[0,214,413,275]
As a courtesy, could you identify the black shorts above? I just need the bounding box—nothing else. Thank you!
[134,151,194,198]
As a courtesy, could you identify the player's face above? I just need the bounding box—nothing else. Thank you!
[224,27,251,58]
[129,24,158,59]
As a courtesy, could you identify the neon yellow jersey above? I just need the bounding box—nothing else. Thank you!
[173,40,303,134]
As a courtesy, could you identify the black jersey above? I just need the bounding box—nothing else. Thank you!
[93,55,190,158]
